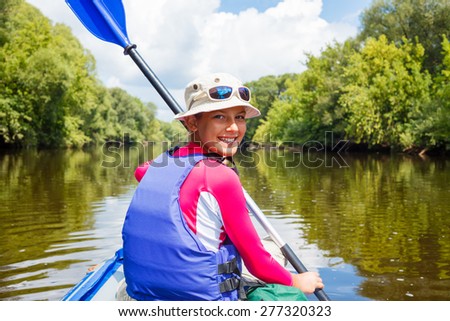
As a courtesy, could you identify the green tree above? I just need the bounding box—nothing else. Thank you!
[340,35,432,150]
[359,0,450,75]
[415,36,450,151]
[159,120,187,144]
[244,74,295,140]
[254,40,356,146]
[1,0,49,144]
[108,87,168,143]
[0,1,100,146]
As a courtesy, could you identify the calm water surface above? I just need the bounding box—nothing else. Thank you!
[0,147,449,301]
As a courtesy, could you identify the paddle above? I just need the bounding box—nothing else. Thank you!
[66,0,330,301]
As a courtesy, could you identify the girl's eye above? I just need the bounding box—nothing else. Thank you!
[236,115,245,120]
[213,114,225,119]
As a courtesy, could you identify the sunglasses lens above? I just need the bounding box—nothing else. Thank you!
[209,86,233,100]
[238,87,250,101]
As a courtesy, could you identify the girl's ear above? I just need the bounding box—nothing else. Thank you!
[184,116,198,132]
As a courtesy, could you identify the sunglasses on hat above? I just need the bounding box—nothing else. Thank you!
[208,86,251,102]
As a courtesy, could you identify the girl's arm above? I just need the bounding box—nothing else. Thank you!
[207,164,293,285]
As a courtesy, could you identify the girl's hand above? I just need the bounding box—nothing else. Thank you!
[291,272,324,294]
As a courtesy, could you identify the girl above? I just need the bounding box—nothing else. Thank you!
[122,73,323,300]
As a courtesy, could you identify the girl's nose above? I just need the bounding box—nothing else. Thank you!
[226,121,239,132]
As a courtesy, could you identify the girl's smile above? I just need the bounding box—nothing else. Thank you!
[184,106,247,157]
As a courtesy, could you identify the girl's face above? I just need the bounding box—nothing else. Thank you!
[185,106,247,157]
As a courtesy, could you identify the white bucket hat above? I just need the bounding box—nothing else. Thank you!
[174,72,261,120]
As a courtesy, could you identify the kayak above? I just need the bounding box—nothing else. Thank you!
[61,239,286,301]
[61,249,125,301]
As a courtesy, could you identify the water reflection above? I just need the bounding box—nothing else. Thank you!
[0,148,137,300]
[0,147,449,301]
[238,149,450,300]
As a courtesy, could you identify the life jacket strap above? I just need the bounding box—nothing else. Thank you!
[219,277,240,293]
[217,257,239,275]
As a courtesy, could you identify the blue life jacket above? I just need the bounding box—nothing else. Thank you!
[122,151,242,301]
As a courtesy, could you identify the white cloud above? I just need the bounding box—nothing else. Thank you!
[26,0,357,121]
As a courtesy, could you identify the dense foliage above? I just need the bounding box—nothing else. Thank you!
[0,0,171,148]
[251,0,450,153]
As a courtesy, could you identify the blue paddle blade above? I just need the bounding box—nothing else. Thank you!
[66,0,131,48]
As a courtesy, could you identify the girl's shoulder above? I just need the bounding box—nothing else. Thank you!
[194,159,241,190]
[134,161,151,182]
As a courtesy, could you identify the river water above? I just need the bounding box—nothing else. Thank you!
[0,146,449,301]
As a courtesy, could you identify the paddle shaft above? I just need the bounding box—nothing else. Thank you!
[244,190,331,301]
[125,45,183,115]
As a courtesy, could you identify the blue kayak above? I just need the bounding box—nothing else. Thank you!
[61,249,124,301]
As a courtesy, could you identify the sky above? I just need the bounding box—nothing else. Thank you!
[27,0,373,121]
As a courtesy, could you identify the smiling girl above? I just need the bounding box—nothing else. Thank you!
[121,73,323,301]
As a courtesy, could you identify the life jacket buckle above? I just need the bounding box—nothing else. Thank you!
[219,277,240,293]
[217,257,239,274]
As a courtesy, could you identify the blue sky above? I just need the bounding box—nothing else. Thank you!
[219,0,373,24]
[219,0,285,13]
[320,0,373,23]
